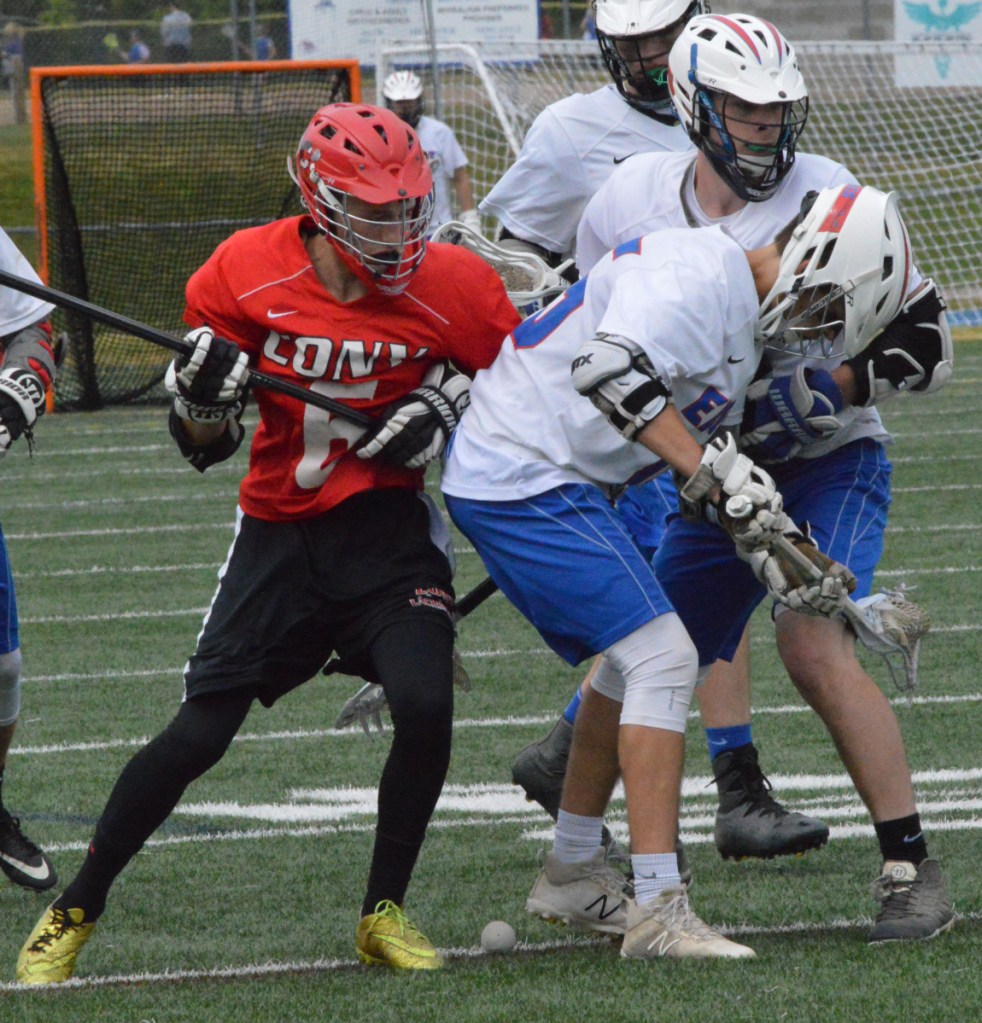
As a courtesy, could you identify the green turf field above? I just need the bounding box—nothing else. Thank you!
[0,342,979,1019]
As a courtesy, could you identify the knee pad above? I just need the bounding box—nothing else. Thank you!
[0,649,22,726]
[590,656,626,703]
[604,614,697,733]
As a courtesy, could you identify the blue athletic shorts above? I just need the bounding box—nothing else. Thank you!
[0,526,18,655]
[445,482,673,665]
[616,473,680,562]
[653,439,892,666]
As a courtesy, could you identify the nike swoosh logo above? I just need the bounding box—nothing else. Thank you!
[903,832,924,843]
[613,153,637,165]
[727,356,745,364]
[267,309,298,319]
[0,851,52,881]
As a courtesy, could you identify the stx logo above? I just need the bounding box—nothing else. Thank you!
[571,354,594,371]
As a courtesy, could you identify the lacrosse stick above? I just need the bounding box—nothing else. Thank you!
[332,575,499,736]
[0,268,374,427]
[429,220,572,315]
[769,530,930,698]
[724,494,929,696]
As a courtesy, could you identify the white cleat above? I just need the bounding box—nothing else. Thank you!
[620,887,755,960]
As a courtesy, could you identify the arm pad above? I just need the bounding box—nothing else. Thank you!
[571,333,671,440]
[1,322,57,391]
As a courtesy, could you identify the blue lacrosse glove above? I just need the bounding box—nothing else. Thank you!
[740,365,844,464]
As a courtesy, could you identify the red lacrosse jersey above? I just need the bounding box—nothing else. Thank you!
[184,216,519,522]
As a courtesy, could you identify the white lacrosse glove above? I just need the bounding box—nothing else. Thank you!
[571,334,671,439]
[458,208,482,235]
[679,433,787,550]
[357,361,470,469]
[740,522,856,615]
[166,326,250,424]
[0,366,45,457]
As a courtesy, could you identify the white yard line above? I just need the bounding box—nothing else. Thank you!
[7,907,981,993]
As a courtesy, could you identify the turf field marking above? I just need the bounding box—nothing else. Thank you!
[12,692,982,756]
[8,911,981,993]
[21,560,981,582]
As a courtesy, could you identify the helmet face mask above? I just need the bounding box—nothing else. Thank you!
[291,104,434,295]
[668,14,808,201]
[382,70,424,129]
[692,89,808,201]
[595,0,706,120]
[758,185,913,358]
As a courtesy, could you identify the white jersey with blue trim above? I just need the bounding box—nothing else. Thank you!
[0,227,54,336]
[479,85,692,260]
[442,226,758,501]
[576,149,902,459]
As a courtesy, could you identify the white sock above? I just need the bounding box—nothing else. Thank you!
[553,810,605,863]
[632,852,681,904]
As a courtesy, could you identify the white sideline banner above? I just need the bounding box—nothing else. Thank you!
[289,0,538,67]
[894,0,982,85]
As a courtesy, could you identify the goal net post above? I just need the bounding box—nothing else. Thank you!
[379,39,982,328]
[31,59,361,411]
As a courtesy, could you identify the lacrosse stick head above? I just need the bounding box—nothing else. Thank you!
[429,220,570,316]
[851,587,930,699]
[290,103,434,296]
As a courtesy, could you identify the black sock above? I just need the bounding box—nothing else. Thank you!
[362,831,426,918]
[874,813,928,865]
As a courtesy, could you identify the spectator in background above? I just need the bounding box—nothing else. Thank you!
[539,1,554,39]
[382,71,480,234]
[1,22,24,88]
[581,7,598,40]
[121,29,151,64]
[255,28,277,61]
[160,2,192,62]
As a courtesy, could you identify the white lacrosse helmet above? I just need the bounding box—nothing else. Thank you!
[668,13,808,201]
[596,0,708,121]
[382,70,424,128]
[757,184,913,357]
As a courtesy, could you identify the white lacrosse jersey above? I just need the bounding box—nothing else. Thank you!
[479,85,692,259]
[0,227,54,336]
[416,115,469,229]
[442,226,758,501]
[576,150,894,459]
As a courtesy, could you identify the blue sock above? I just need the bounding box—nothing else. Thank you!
[705,723,753,762]
[562,687,582,725]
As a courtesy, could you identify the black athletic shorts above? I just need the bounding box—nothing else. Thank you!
[184,488,455,706]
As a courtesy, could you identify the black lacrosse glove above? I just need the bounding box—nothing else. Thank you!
[167,326,250,424]
[357,362,470,469]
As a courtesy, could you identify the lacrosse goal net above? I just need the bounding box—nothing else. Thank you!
[32,60,360,410]
[379,39,982,329]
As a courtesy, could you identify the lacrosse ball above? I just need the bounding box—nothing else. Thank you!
[481,919,517,952]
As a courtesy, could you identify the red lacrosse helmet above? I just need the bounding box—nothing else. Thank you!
[291,103,435,294]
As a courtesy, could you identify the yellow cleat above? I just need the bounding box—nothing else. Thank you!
[16,904,95,985]
[355,900,443,970]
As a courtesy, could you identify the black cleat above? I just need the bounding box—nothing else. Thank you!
[712,744,829,860]
[0,807,57,891]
